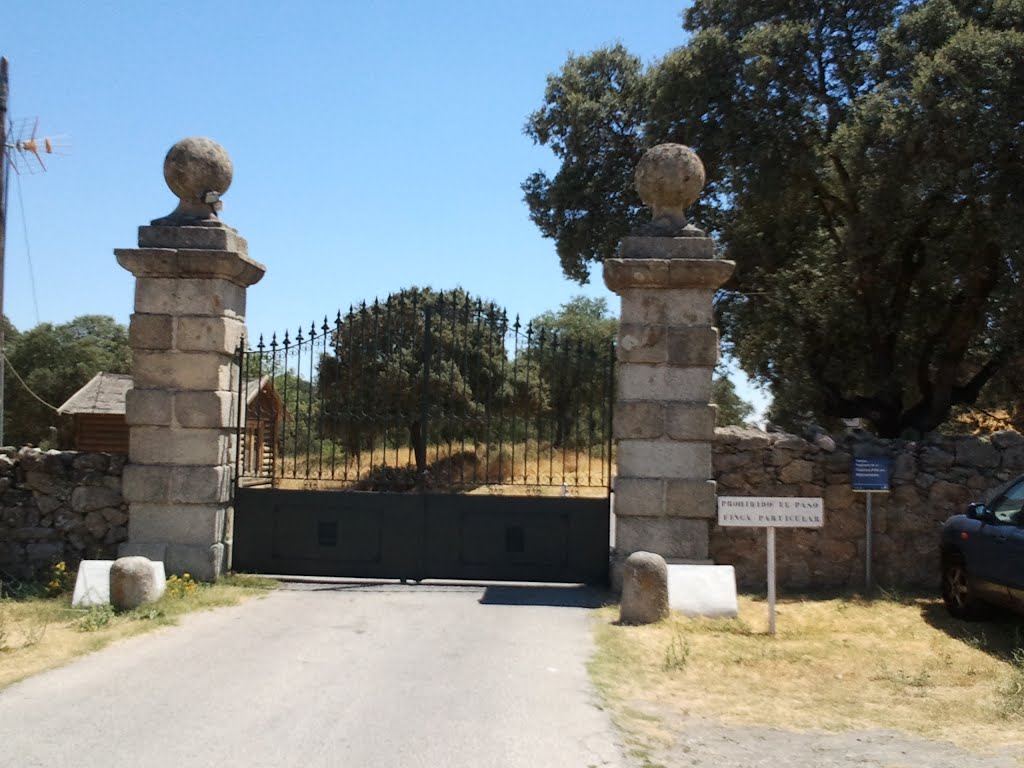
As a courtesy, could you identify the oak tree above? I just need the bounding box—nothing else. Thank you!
[524,0,1024,436]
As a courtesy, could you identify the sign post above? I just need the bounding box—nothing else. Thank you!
[851,458,891,593]
[766,526,776,635]
[718,497,824,635]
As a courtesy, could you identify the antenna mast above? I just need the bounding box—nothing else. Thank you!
[1,56,9,447]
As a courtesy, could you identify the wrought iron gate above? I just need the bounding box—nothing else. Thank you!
[232,290,614,584]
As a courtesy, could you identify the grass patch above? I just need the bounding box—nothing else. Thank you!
[590,593,1024,751]
[997,648,1024,720]
[662,626,691,672]
[0,573,276,690]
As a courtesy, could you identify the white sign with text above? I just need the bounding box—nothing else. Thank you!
[717,497,824,528]
[716,496,825,636]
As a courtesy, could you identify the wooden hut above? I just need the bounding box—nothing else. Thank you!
[240,376,283,480]
[57,373,133,453]
[59,373,283,461]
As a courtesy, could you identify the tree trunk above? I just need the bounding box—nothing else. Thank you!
[410,421,426,474]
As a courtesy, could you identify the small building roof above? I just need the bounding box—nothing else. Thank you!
[59,373,276,415]
[245,376,270,404]
[58,373,133,415]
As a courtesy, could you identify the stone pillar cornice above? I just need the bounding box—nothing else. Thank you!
[603,257,735,293]
[115,248,266,287]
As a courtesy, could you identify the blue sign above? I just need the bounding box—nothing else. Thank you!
[852,457,891,492]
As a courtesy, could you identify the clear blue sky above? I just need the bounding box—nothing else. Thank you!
[3,0,768,419]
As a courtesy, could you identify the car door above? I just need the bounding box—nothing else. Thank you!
[1005,516,1024,609]
[974,478,1024,602]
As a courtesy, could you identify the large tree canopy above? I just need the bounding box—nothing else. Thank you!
[524,0,1024,437]
[4,315,131,447]
[317,288,517,473]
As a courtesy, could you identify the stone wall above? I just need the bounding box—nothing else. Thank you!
[3,430,1020,590]
[0,448,127,580]
[711,427,1024,590]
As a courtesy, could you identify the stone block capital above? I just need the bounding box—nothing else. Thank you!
[604,257,735,293]
[618,235,713,260]
[138,224,247,252]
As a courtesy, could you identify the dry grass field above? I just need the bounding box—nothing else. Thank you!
[267,441,614,494]
[0,575,275,690]
[592,593,1024,753]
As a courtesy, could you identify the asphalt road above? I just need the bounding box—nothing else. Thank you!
[0,582,628,768]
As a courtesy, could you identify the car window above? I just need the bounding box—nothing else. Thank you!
[990,479,1024,524]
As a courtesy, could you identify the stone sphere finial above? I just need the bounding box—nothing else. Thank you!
[634,143,706,236]
[153,137,233,226]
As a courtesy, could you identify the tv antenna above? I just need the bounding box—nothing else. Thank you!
[6,117,68,174]
[0,56,69,445]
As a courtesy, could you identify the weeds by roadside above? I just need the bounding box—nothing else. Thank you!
[45,561,74,597]
[0,570,277,690]
[997,648,1024,720]
[165,573,200,599]
[74,604,115,632]
[0,602,48,651]
[663,627,691,672]
[590,592,1024,751]
[872,664,933,694]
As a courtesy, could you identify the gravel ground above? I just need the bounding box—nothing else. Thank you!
[621,702,1024,768]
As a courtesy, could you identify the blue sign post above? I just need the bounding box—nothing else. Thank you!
[852,457,891,592]
[853,458,891,491]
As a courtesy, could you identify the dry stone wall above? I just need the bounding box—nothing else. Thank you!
[0,448,127,580]
[711,427,1024,590]
[2,429,1020,591]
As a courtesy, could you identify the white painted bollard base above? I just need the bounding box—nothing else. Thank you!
[71,560,115,607]
[71,560,167,608]
[666,564,738,618]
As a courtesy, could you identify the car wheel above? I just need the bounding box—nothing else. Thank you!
[942,558,979,619]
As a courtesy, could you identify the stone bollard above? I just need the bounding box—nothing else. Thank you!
[619,551,669,624]
[109,556,166,611]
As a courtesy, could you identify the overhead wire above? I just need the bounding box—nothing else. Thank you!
[2,351,61,413]
[13,170,40,324]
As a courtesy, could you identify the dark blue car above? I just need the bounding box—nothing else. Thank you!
[940,475,1024,619]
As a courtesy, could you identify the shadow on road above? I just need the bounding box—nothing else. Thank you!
[269,576,613,606]
[479,584,610,608]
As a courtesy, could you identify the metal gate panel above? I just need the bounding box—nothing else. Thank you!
[234,487,426,579]
[422,494,608,584]
[233,488,609,584]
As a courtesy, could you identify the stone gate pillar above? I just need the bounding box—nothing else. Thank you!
[117,138,265,580]
[603,144,734,577]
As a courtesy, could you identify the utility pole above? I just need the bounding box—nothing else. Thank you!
[1,56,9,446]
[0,60,65,446]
